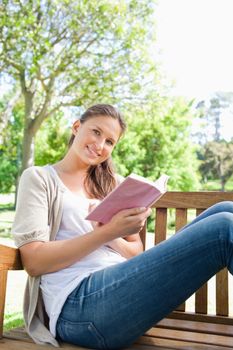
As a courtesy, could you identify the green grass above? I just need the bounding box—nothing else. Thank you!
[201,177,233,191]
[4,312,24,331]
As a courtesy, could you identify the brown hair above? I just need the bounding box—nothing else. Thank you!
[69,104,127,199]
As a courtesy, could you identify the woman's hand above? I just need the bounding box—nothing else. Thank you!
[106,207,152,239]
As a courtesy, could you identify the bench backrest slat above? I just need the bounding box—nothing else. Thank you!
[154,208,167,244]
[194,209,208,315]
[175,208,187,231]
[0,270,7,338]
[216,269,228,316]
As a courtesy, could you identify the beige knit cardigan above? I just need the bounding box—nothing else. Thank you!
[12,165,65,346]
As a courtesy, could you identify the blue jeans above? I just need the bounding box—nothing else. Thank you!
[56,202,233,349]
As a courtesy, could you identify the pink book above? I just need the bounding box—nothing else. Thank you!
[86,173,169,224]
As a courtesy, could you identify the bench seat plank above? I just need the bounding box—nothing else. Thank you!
[2,328,171,350]
[4,323,233,350]
[0,338,81,350]
[156,318,233,336]
[145,327,233,347]
[0,338,171,350]
[138,335,232,349]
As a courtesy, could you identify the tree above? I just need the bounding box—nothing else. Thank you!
[194,92,233,144]
[194,92,233,189]
[199,141,233,191]
[113,96,200,191]
[0,0,157,174]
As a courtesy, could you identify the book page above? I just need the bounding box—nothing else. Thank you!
[154,174,170,193]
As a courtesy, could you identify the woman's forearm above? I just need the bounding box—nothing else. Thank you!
[107,237,143,259]
[20,207,150,277]
[20,224,113,277]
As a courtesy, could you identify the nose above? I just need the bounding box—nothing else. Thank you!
[95,138,105,151]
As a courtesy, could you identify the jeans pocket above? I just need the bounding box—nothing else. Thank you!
[56,317,107,349]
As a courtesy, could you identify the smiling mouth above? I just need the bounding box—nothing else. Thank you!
[86,146,100,157]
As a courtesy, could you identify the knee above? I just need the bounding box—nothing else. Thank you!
[212,201,233,214]
[215,212,233,237]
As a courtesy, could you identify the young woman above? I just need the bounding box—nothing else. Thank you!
[12,104,233,349]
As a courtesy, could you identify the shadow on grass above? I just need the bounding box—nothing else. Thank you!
[4,312,24,331]
[0,204,15,211]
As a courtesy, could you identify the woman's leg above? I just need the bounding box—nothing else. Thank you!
[57,208,233,349]
[178,201,233,231]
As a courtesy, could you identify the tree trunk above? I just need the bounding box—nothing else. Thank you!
[14,74,53,204]
[14,125,35,207]
[21,126,35,172]
[220,178,225,192]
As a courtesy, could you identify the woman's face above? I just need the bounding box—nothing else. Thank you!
[70,115,122,167]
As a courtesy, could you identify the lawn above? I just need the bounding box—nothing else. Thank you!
[4,313,24,331]
[0,193,15,238]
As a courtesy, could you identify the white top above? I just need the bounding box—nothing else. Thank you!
[40,166,126,337]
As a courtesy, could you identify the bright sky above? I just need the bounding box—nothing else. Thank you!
[155,0,233,99]
[155,0,233,140]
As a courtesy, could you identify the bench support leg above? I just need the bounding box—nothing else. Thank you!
[0,270,8,339]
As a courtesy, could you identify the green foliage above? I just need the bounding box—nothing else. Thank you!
[113,97,200,191]
[0,0,201,192]
[0,0,157,108]
[0,97,23,193]
[199,141,233,191]
[0,0,158,171]
[0,94,201,193]
[35,111,70,166]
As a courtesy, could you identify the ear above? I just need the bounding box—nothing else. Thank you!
[72,120,81,135]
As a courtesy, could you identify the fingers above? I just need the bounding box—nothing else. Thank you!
[124,208,151,229]
[120,207,151,217]
[109,207,152,237]
[136,207,152,220]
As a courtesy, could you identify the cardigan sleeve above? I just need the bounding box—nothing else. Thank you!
[12,167,50,248]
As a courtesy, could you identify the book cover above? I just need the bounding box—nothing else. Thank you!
[86,173,169,224]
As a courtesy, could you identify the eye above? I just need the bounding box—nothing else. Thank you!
[93,129,100,136]
[106,139,114,146]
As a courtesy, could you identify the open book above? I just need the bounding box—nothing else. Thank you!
[86,173,169,224]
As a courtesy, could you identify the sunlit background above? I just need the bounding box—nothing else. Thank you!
[156,0,233,141]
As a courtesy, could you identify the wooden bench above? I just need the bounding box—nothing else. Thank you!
[1,191,233,349]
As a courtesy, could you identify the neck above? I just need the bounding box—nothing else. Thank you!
[54,152,89,176]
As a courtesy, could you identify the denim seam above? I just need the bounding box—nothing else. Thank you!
[58,317,107,349]
[68,269,141,303]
